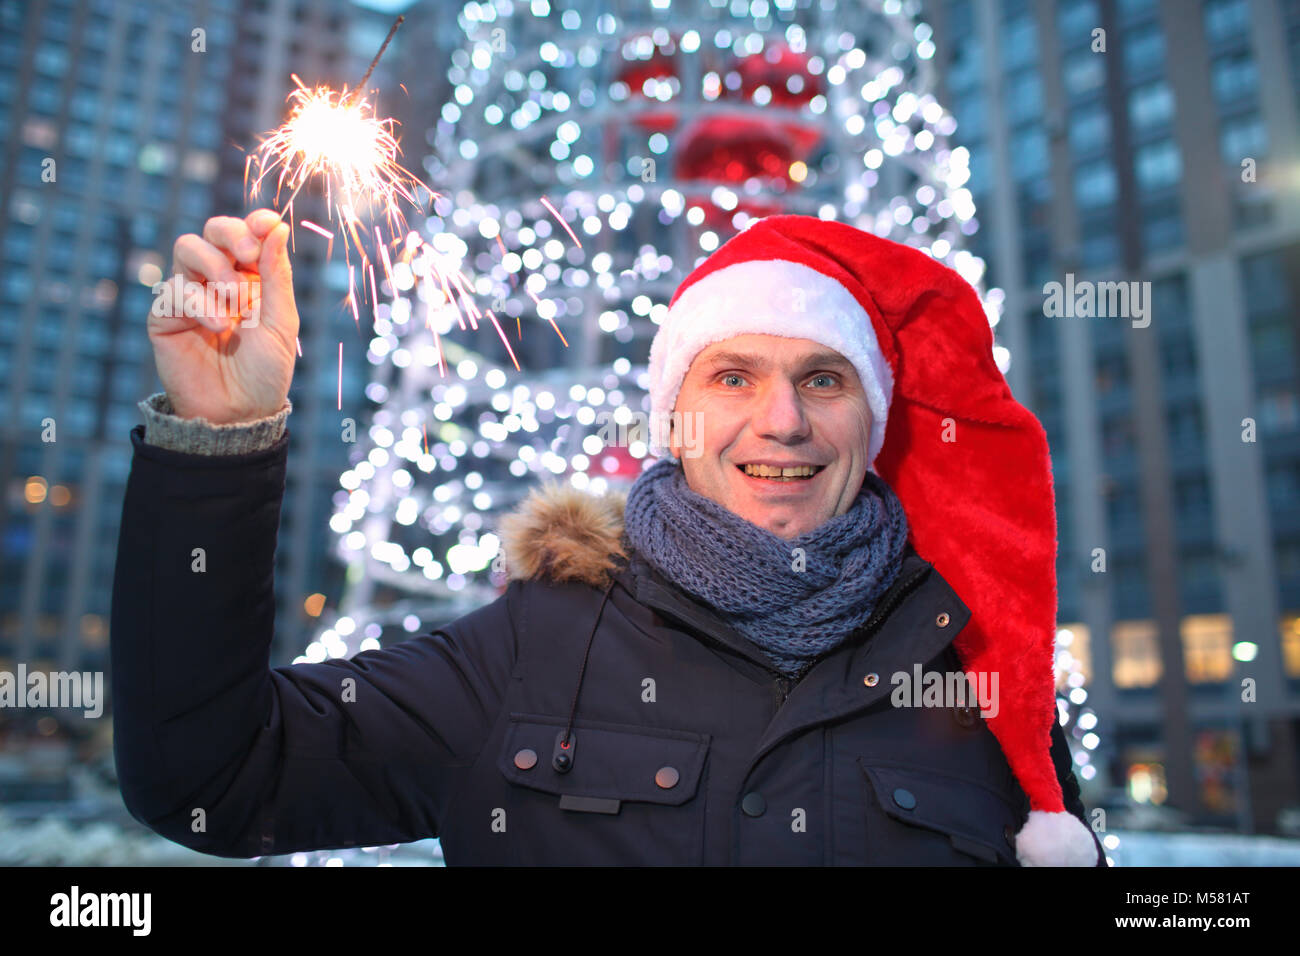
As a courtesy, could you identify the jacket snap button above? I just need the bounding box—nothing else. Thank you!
[863,673,879,687]
[513,748,538,770]
[953,704,976,727]
[741,792,766,817]
[655,766,680,789]
[892,788,916,810]
[936,612,951,627]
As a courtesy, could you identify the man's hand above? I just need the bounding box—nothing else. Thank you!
[148,209,299,424]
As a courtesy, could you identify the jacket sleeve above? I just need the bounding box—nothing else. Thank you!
[110,424,518,858]
[1049,717,1107,867]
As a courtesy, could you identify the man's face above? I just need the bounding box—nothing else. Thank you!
[668,334,874,540]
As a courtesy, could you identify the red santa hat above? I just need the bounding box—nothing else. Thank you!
[647,213,1099,867]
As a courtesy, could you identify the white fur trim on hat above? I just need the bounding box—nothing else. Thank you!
[648,259,893,467]
[1015,810,1103,867]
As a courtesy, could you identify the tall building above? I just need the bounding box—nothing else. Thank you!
[928,0,1300,832]
[0,0,438,771]
[0,0,243,718]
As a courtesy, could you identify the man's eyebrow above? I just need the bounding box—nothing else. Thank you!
[701,349,855,373]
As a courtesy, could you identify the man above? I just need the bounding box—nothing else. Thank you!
[111,209,1104,866]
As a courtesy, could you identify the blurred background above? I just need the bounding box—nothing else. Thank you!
[1,0,1299,866]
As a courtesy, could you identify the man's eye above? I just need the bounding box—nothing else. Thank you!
[808,373,837,387]
[721,373,746,387]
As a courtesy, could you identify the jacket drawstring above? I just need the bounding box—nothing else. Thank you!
[553,578,615,773]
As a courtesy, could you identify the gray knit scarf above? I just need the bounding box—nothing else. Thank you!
[623,457,910,678]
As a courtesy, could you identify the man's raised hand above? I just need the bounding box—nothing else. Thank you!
[147,209,299,424]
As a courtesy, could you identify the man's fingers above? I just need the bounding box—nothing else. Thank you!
[256,222,295,329]
[173,234,240,285]
[203,215,261,266]
[246,208,283,238]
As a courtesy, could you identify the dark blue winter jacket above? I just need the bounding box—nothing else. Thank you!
[110,424,1104,865]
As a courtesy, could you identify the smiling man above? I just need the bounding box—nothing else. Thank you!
[667,336,876,539]
[113,213,1103,867]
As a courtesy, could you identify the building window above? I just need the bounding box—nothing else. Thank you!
[966,144,990,192]
[1211,53,1260,106]
[1272,458,1300,505]
[1259,389,1300,433]
[1122,25,1165,75]
[1167,405,1205,452]
[1129,80,1175,131]
[1142,212,1183,253]
[1004,71,1044,124]
[1059,0,1101,41]
[1203,0,1251,43]
[1062,49,1106,95]
[1107,485,1141,528]
[1240,251,1290,315]
[951,93,986,139]
[1113,619,1161,687]
[1174,477,1211,525]
[33,42,68,76]
[1074,159,1118,208]
[1180,551,1223,613]
[1010,127,1049,181]
[1219,114,1269,162]
[1180,614,1234,682]
[1002,16,1038,70]
[1134,138,1182,189]
[1280,614,1300,676]
[1069,105,1111,152]
[947,39,983,93]
[1118,0,1159,21]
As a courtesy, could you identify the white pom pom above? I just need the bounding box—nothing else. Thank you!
[1015,810,1101,867]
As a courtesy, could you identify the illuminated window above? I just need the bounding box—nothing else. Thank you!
[1281,614,1300,677]
[1112,619,1161,687]
[1195,729,1239,813]
[1127,760,1168,805]
[1056,623,1092,688]
[1180,614,1234,682]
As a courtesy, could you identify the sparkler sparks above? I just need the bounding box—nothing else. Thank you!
[247,74,426,236]
[243,11,582,425]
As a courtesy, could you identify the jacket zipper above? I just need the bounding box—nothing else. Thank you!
[774,675,793,706]
[858,562,932,641]
[771,563,930,709]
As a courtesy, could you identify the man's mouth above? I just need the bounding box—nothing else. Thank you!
[737,463,825,482]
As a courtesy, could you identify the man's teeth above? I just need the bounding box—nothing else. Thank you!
[742,464,819,479]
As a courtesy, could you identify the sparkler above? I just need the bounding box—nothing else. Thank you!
[246,16,425,239]
[245,11,577,407]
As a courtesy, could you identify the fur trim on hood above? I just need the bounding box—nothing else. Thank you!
[497,482,628,588]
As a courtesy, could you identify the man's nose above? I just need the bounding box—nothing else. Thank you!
[751,379,811,443]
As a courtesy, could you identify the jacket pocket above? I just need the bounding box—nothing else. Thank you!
[497,713,710,864]
[860,760,1023,866]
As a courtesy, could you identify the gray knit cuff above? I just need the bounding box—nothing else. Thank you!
[137,391,292,455]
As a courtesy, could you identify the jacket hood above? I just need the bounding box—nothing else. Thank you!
[497,481,628,589]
